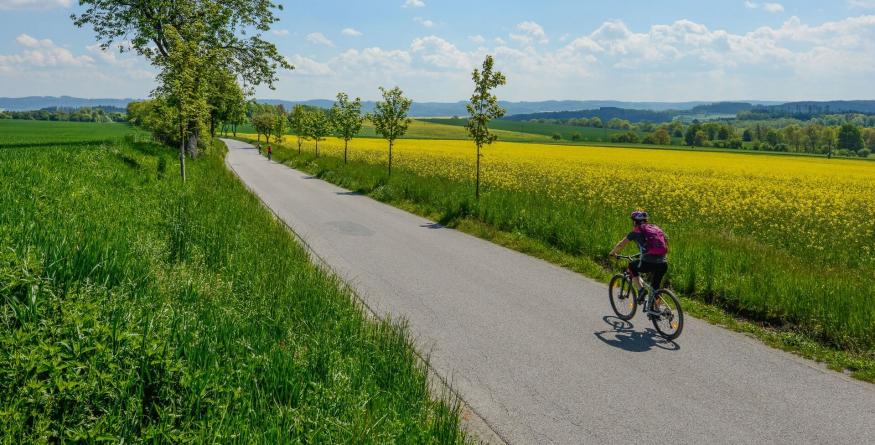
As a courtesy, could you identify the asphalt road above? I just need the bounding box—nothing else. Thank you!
[223,139,875,445]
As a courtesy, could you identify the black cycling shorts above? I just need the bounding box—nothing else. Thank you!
[628,261,668,290]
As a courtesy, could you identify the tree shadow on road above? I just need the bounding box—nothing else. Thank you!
[594,316,680,352]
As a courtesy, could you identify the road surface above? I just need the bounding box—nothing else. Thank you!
[223,138,875,445]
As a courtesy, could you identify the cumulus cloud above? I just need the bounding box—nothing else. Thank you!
[288,54,333,76]
[0,0,71,10]
[342,28,363,37]
[274,15,875,101]
[306,32,335,47]
[510,21,549,44]
[745,1,785,13]
[0,34,93,67]
[413,17,435,28]
[402,0,425,7]
[469,35,486,45]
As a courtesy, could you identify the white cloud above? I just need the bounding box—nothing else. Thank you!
[469,35,486,45]
[15,34,52,48]
[510,21,549,44]
[849,0,875,8]
[745,1,785,13]
[272,29,289,36]
[414,17,435,28]
[288,54,333,76]
[341,28,363,37]
[0,34,93,67]
[0,0,71,10]
[411,36,474,70]
[402,0,425,7]
[306,32,335,47]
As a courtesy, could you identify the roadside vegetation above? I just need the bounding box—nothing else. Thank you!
[0,123,468,442]
[237,133,875,382]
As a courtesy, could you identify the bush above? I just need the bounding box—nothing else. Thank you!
[858,148,871,158]
[570,132,581,142]
[551,133,561,141]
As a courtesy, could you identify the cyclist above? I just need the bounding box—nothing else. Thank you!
[267,144,273,161]
[608,210,668,307]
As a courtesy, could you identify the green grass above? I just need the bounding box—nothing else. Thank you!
[0,119,143,148]
[0,132,467,442]
[248,139,875,383]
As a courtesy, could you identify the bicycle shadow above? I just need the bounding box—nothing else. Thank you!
[593,316,680,352]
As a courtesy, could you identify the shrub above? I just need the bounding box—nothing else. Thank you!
[858,148,871,158]
[551,133,561,141]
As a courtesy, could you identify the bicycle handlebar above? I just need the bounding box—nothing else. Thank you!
[613,253,642,261]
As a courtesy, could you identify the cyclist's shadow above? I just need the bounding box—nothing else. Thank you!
[594,316,680,352]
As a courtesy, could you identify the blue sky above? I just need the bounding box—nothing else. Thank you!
[1,0,874,101]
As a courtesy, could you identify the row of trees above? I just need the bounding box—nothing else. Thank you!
[0,107,125,122]
[74,0,290,181]
[244,56,506,198]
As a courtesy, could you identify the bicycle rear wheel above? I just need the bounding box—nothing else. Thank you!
[609,274,637,320]
[651,289,683,340]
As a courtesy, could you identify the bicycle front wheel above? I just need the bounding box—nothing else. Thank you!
[651,289,683,340]
[609,274,637,320]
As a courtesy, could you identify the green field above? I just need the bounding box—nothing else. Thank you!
[0,121,466,443]
[0,119,142,148]
[421,118,648,143]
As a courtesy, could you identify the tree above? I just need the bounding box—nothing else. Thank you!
[684,123,702,146]
[273,105,287,143]
[371,86,412,176]
[154,26,210,182]
[73,0,291,168]
[570,132,582,142]
[252,112,275,143]
[742,128,753,142]
[330,93,364,164]
[306,110,332,157]
[651,128,671,145]
[693,131,707,147]
[465,55,506,199]
[837,124,864,151]
[289,105,309,154]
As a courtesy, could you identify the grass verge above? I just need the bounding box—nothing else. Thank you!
[242,137,875,384]
[0,137,468,443]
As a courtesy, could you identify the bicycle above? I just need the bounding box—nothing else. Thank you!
[608,254,684,340]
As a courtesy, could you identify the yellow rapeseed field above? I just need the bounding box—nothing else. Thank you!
[247,134,875,265]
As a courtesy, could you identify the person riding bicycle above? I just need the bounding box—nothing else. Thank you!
[609,210,668,302]
[267,144,273,161]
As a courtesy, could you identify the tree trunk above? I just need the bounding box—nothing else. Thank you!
[298,137,301,155]
[388,141,393,176]
[476,143,481,199]
[315,140,319,157]
[179,130,186,182]
[344,139,348,164]
[185,119,199,159]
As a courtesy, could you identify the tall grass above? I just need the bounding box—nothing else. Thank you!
[263,141,875,354]
[0,137,466,442]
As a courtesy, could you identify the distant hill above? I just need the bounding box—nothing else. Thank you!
[762,100,875,114]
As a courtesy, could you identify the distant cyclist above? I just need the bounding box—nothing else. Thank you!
[609,210,669,300]
[267,144,273,161]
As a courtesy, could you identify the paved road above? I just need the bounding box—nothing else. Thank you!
[223,139,875,445]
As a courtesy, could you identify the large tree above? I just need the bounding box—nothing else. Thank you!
[837,124,864,151]
[466,55,506,199]
[73,0,291,170]
[330,93,364,164]
[153,26,209,182]
[371,87,412,176]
